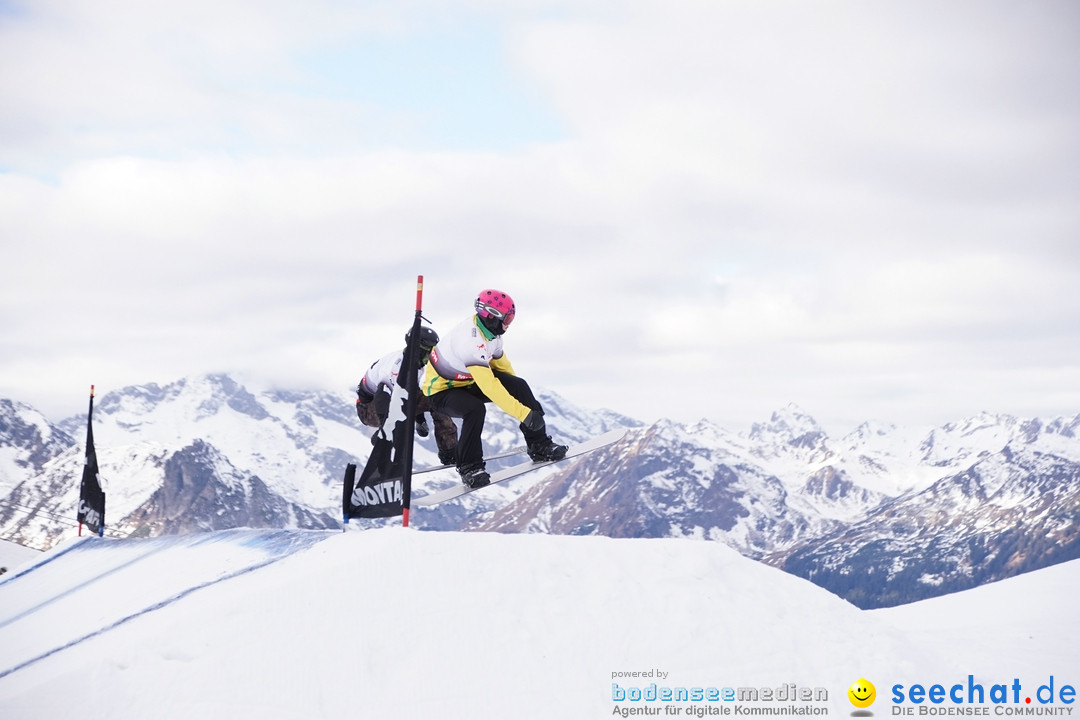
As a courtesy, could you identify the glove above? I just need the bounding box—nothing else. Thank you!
[522,409,545,433]
[415,416,430,438]
[356,383,375,404]
[373,390,391,426]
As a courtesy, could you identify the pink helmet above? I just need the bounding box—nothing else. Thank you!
[475,289,516,325]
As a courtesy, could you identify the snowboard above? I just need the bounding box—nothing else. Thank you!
[412,445,528,476]
[412,428,627,507]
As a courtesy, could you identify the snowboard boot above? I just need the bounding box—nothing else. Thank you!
[438,448,457,466]
[458,461,490,489]
[527,436,568,462]
[415,416,430,438]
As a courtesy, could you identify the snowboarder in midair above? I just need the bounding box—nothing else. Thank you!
[422,289,567,488]
[356,326,458,465]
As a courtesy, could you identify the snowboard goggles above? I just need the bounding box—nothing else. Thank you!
[476,301,515,326]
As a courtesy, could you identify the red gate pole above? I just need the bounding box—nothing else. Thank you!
[400,275,424,528]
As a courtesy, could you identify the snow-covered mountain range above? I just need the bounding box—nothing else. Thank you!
[0,374,638,547]
[1,374,1077,608]
[473,404,1080,607]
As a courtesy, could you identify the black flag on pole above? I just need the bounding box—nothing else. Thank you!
[342,422,405,519]
[342,275,425,524]
[77,385,106,537]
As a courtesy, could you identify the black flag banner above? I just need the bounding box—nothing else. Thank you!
[343,276,426,524]
[343,378,417,519]
[77,385,106,537]
[343,419,406,519]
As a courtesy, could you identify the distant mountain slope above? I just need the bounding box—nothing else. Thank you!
[773,442,1080,608]
[470,421,825,555]
[0,399,74,497]
[476,406,1080,607]
[0,374,640,547]
[2,376,1077,608]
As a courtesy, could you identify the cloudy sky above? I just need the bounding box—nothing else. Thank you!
[1,0,1078,434]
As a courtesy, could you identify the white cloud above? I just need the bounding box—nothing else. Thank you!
[1,0,1077,432]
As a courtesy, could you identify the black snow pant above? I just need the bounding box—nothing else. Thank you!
[427,370,546,467]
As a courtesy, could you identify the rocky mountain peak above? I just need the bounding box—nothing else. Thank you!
[749,403,825,447]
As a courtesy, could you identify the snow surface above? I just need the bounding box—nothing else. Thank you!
[870,559,1077,680]
[0,528,1074,720]
[0,539,40,574]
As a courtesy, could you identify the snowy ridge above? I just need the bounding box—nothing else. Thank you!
[1,376,1078,609]
[476,405,1080,607]
[0,539,39,575]
[1,528,1074,720]
[0,399,74,499]
[775,440,1080,607]
[0,374,644,546]
[57,375,360,509]
[0,530,331,684]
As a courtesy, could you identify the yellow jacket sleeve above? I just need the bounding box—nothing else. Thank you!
[468,364,531,422]
[490,354,515,376]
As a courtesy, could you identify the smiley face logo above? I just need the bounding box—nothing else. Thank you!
[848,678,876,708]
